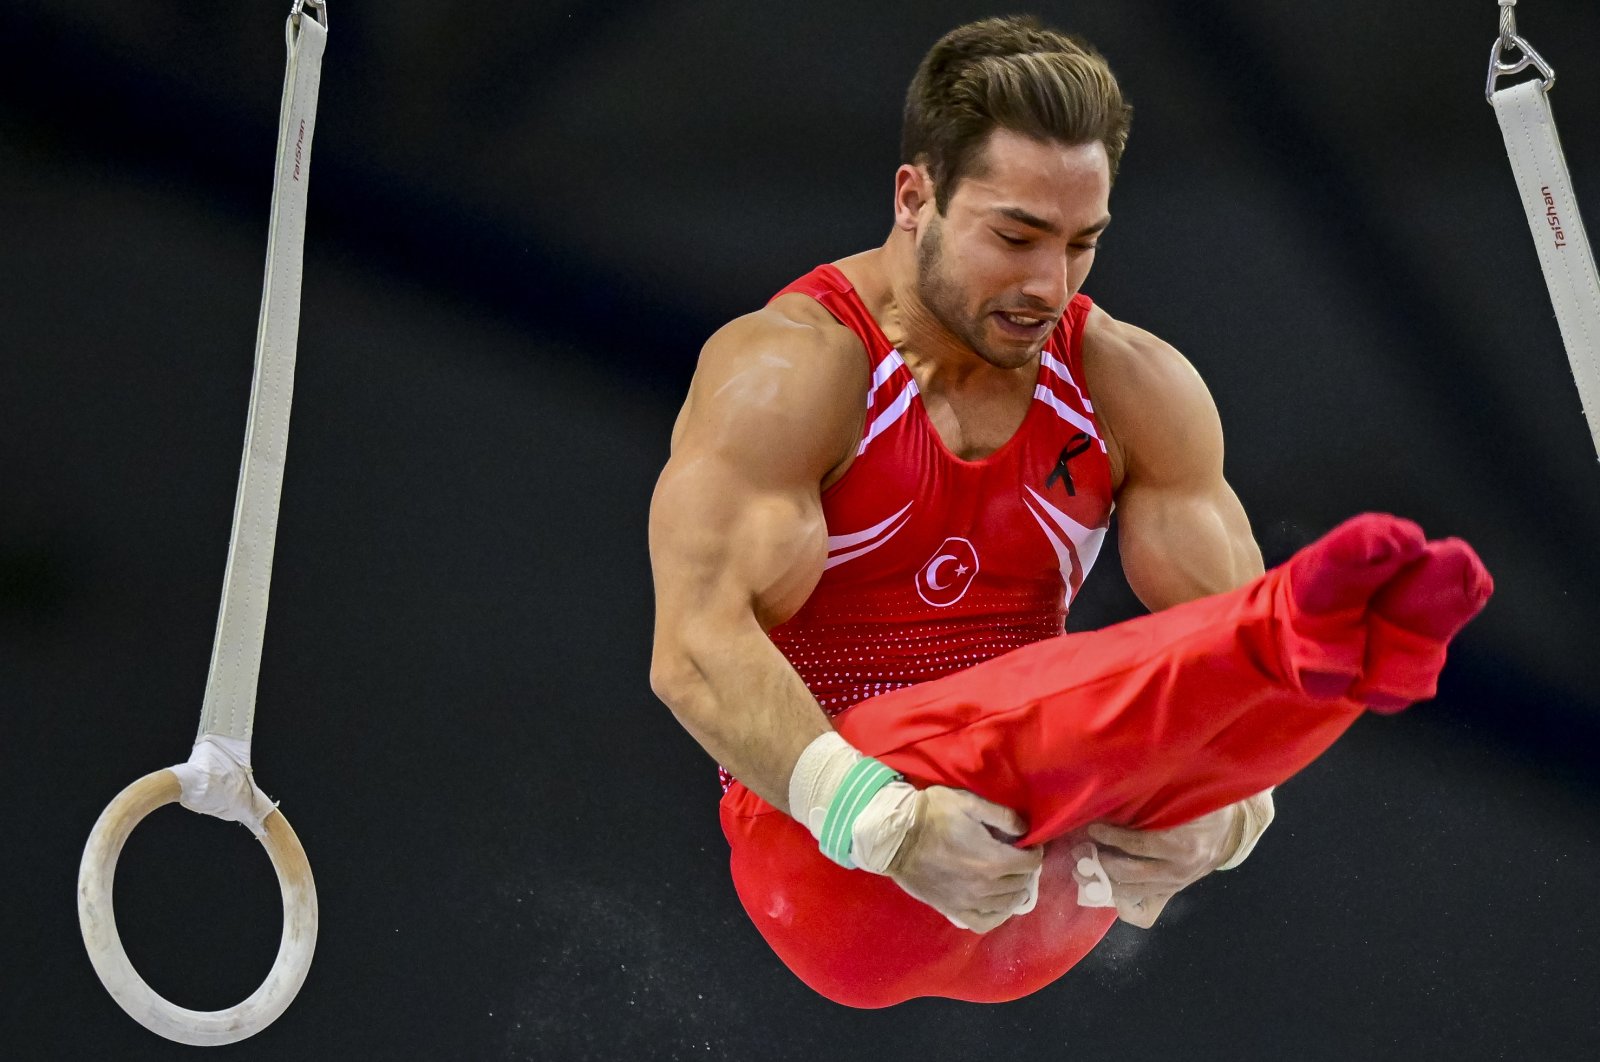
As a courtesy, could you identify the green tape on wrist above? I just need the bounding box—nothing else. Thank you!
[819,757,901,868]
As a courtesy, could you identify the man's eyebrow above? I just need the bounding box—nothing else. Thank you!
[992,207,1112,238]
[1076,214,1113,237]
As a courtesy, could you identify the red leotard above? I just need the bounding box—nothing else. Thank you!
[714,264,1490,1008]
[769,264,1113,714]
[718,263,1112,790]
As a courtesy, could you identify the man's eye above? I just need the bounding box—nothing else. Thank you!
[997,233,1028,246]
[1072,242,1101,253]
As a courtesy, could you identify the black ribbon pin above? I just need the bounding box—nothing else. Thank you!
[1046,432,1094,496]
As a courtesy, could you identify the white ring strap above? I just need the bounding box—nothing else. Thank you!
[199,3,328,744]
[79,2,328,1045]
[1489,15,1600,461]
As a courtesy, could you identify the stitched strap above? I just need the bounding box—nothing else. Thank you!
[1491,79,1600,460]
[197,10,328,743]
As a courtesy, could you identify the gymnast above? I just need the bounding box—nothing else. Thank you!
[647,15,1491,1006]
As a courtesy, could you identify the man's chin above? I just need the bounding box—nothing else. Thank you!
[974,338,1046,371]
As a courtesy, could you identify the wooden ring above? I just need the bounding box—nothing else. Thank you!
[77,769,318,1045]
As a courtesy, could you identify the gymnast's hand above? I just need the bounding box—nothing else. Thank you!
[1085,805,1245,929]
[885,786,1043,934]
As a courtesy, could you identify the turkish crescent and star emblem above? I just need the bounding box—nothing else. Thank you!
[916,537,980,607]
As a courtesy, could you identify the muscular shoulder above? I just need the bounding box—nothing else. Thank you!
[1080,305,1223,492]
[670,295,869,485]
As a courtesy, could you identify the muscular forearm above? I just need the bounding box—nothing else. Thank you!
[652,622,834,812]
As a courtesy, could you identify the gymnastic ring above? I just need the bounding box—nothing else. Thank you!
[77,769,318,1046]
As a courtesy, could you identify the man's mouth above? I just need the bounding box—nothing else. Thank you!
[993,311,1053,337]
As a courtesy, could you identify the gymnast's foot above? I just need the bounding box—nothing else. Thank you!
[1282,513,1426,697]
[1351,538,1493,711]
[1281,513,1491,708]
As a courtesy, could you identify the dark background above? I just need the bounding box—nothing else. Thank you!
[4,1,1598,1059]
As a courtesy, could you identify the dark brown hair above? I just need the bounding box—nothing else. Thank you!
[901,16,1133,211]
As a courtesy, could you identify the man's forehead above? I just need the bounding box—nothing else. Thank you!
[954,177,1111,235]
[952,132,1111,228]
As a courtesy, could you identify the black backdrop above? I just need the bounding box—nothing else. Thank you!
[4,2,1598,1059]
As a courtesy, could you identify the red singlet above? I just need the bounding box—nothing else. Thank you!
[718,264,1113,790]
[772,263,1113,711]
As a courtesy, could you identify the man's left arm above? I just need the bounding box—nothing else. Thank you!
[1082,308,1275,928]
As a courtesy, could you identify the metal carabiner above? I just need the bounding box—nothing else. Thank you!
[1487,0,1554,102]
[1486,32,1555,102]
[291,0,328,32]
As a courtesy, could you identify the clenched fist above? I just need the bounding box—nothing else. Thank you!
[885,786,1043,933]
[1086,803,1246,928]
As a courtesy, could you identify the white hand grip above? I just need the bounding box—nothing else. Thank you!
[1070,841,1116,908]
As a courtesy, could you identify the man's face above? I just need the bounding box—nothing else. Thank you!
[914,128,1112,369]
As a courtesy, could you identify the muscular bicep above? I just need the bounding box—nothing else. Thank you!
[649,452,828,638]
[650,311,863,651]
[1090,313,1262,612]
[1117,475,1261,612]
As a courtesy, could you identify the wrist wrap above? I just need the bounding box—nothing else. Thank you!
[819,757,902,868]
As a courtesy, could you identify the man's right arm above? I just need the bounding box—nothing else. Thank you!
[647,308,860,811]
[648,307,1042,932]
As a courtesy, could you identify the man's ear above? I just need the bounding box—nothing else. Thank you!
[893,164,935,232]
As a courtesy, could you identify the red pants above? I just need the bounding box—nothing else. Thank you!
[720,516,1489,1007]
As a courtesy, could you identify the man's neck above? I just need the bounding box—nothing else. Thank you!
[836,235,1015,392]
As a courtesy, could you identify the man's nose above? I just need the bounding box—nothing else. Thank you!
[1019,255,1069,311]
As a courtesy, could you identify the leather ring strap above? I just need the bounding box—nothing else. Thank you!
[1489,20,1600,461]
[199,2,328,745]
